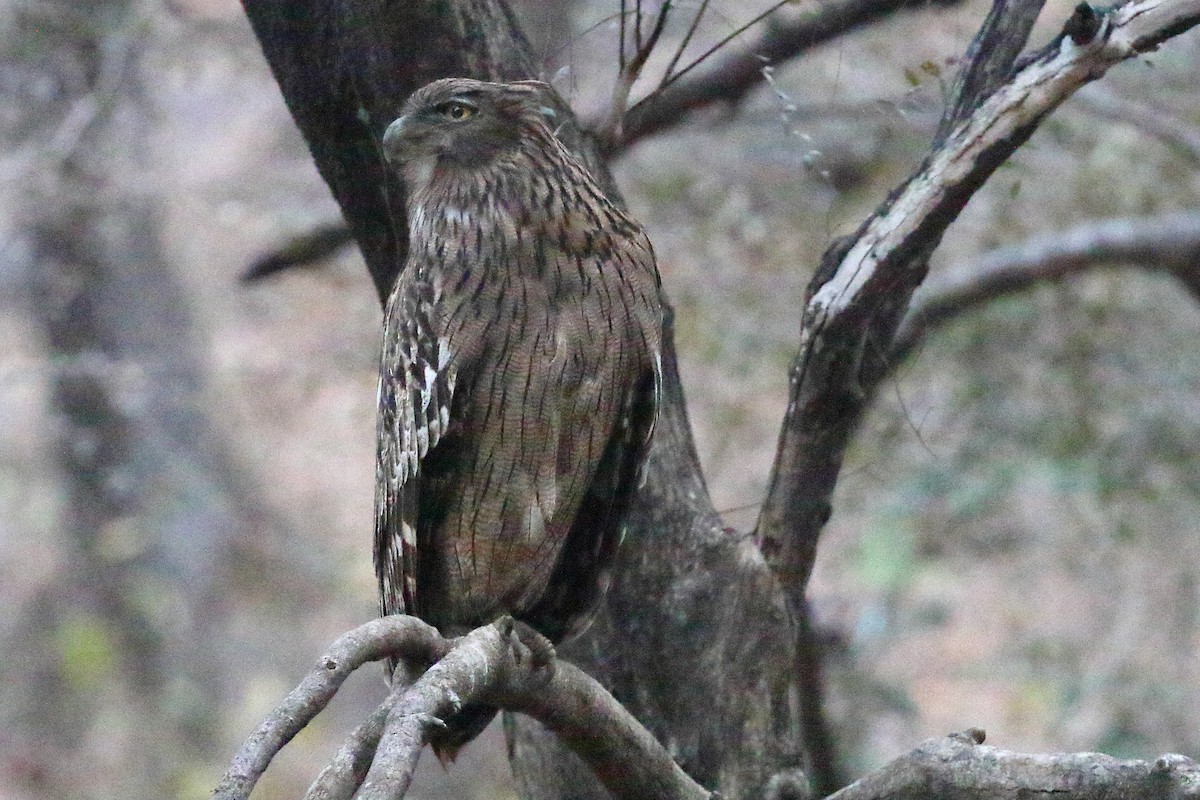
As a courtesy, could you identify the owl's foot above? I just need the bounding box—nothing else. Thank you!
[495,615,556,674]
[514,619,556,672]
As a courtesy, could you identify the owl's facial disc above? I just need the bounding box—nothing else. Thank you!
[383,88,521,186]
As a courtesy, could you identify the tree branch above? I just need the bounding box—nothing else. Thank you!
[612,0,964,154]
[304,694,396,800]
[214,616,449,800]
[936,0,1046,145]
[1074,84,1200,164]
[756,0,1200,611]
[892,211,1200,361]
[826,729,1200,800]
[215,617,711,800]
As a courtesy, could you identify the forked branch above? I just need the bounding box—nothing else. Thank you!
[213,616,449,800]
[756,0,1200,610]
[214,617,710,800]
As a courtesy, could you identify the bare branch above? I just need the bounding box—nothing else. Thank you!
[356,618,710,800]
[649,0,792,95]
[612,0,963,154]
[242,223,354,282]
[303,695,396,800]
[660,0,711,88]
[826,729,1200,800]
[620,0,629,72]
[213,616,448,800]
[600,0,673,146]
[354,621,542,800]
[503,659,711,800]
[892,211,1200,361]
[635,0,644,53]
[936,0,1046,145]
[218,617,711,800]
[756,0,1200,609]
[1075,84,1200,164]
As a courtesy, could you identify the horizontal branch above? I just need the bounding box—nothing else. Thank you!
[1075,85,1200,164]
[827,729,1200,800]
[892,211,1200,361]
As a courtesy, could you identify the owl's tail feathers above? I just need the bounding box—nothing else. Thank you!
[431,704,498,766]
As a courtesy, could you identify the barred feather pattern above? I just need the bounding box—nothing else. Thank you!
[374,79,663,649]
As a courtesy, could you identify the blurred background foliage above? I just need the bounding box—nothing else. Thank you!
[1,0,1198,797]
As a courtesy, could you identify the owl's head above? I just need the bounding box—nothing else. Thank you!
[383,78,559,188]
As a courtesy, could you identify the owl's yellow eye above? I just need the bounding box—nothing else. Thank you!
[436,101,476,121]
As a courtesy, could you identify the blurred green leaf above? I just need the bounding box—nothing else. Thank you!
[56,615,117,689]
[856,518,916,591]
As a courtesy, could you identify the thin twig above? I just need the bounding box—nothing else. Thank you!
[610,0,961,154]
[629,0,673,79]
[602,0,674,146]
[635,0,644,52]
[660,0,711,92]
[634,0,792,108]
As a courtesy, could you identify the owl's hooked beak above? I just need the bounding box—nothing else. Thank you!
[381,115,413,164]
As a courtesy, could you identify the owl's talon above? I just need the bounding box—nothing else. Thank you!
[512,620,556,672]
[418,712,448,730]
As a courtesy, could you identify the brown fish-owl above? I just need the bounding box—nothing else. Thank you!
[375,78,663,755]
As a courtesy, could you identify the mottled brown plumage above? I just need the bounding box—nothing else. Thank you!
[375,78,662,756]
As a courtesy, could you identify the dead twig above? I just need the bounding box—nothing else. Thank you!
[612,0,964,153]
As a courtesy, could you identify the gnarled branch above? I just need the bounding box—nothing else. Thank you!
[215,617,710,800]
[757,0,1200,616]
